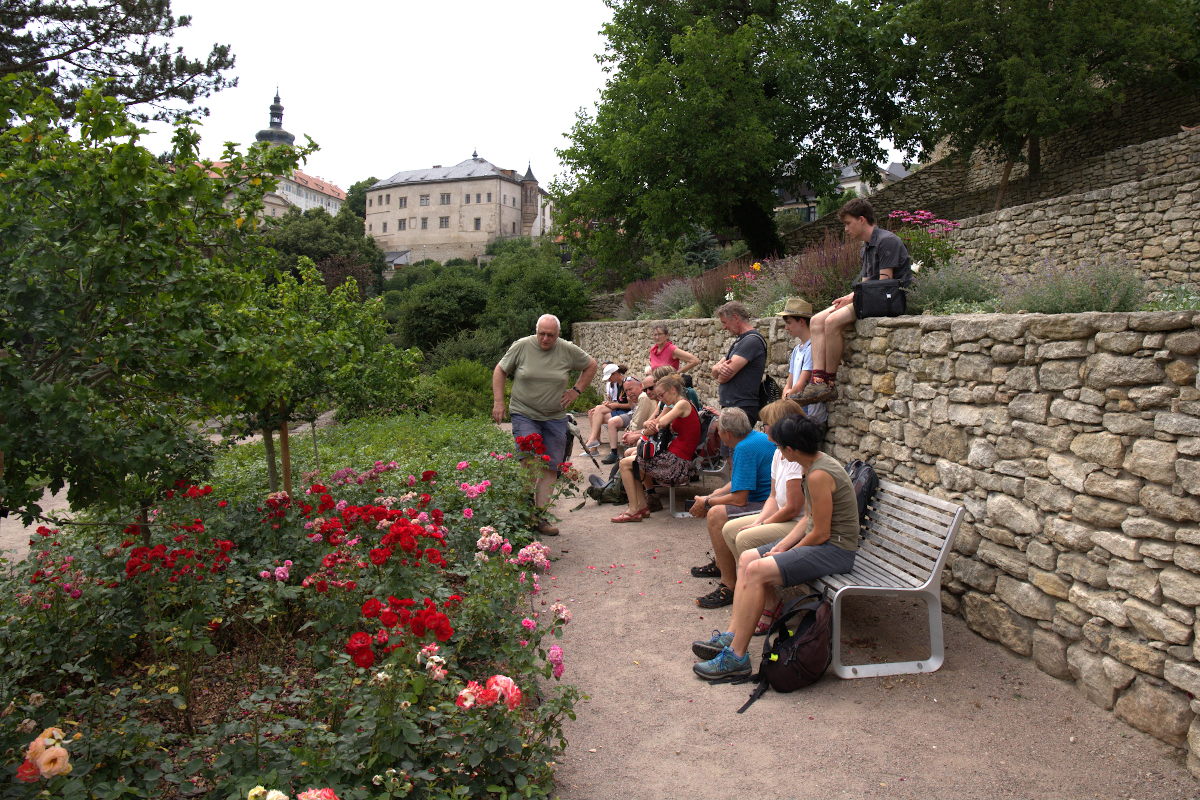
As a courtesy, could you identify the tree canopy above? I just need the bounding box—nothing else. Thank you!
[266,205,387,290]
[343,176,378,219]
[0,0,236,122]
[552,0,901,280]
[0,76,314,520]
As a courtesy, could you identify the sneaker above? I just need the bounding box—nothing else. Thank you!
[601,451,619,464]
[693,646,751,680]
[692,630,734,660]
[690,558,719,578]
[534,518,560,537]
[696,583,734,609]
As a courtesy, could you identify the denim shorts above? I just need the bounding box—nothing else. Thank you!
[510,414,570,470]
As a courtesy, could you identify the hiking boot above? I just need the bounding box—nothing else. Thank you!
[693,646,751,681]
[696,583,734,609]
[690,558,719,578]
[534,518,559,537]
[792,380,833,403]
[601,451,619,464]
[692,630,734,660]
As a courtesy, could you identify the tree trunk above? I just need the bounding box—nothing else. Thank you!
[262,427,279,493]
[279,401,293,497]
[1028,135,1041,178]
[993,158,1015,211]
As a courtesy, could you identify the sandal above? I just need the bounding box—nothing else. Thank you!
[610,509,645,523]
[754,602,782,636]
[690,558,720,578]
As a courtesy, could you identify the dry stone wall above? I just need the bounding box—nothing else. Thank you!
[575,312,1200,775]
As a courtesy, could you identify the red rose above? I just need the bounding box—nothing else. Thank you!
[345,581,357,591]
[208,619,220,633]
[315,580,328,593]
[362,598,382,618]
[345,632,372,654]
[380,610,399,628]
[353,648,375,669]
[421,470,437,482]
[410,616,426,637]
[369,548,389,566]
[16,759,39,782]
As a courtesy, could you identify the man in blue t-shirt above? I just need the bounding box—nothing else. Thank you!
[777,297,827,442]
[688,407,775,608]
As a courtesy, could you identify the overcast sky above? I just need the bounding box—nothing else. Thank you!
[140,0,615,192]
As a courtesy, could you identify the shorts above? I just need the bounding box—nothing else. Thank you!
[755,540,856,587]
[726,501,765,520]
[723,518,798,561]
[510,414,569,470]
[612,410,631,424]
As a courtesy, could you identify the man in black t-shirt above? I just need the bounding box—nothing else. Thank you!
[712,301,766,428]
[794,198,910,406]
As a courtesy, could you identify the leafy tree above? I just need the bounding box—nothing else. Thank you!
[483,239,590,340]
[885,0,1191,207]
[0,0,235,122]
[342,175,377,219]
[817,187,857,218]
[395,273,489,351]
[266,205,386,290]
[316,253,376,299]
[553,0,902,280]
[0,76,314,522]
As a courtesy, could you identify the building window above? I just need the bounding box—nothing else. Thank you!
[386,194,391,204]
[421,218,428,229]
[368,197,373,207]
[368,223,372,231]
[419,194,430,206]
[512,222,517,234]
[440,193,450,204]
[399,197,407,208]
[487,192,492,202]
[474,217,481,230]
[503,194,507,204]
[398,219,407,230]
[476,193,481,203]
[382,221,387,232]
[439,216,449,228]
[465,193,471,204]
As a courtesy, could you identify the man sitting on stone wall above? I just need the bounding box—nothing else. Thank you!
[688,407,776,609]
[794,198,911,406]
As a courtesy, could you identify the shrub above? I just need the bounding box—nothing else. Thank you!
[789,229,861,310]
[424,326,511,374]
[648,279,699,318]
[484,241,590,337]
[429,359,494,417]
[623,276,670,315]
[907,258,1000,314]
[998,256,1145,314]
[333,343,429,420]
[1143,284,1200,311]
[395,273,489,351]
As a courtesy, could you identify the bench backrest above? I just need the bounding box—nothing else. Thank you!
[859,480,964,588]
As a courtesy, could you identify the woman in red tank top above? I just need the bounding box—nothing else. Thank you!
[612,374,700,522]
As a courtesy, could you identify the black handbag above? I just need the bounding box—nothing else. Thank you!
[852,279,907,318]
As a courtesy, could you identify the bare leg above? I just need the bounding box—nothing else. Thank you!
[607,415,627,449]
[706,505,734,585]
[821,304,857,379]
[809,306,832,373]
[535,467,556,508]
[619,455,645,514]
[729,550,783,657]
[586,405,610,446]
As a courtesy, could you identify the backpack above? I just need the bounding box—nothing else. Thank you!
[844,459,879,529]
[733,593,833,713]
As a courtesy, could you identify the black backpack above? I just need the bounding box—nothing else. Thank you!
[844,459,879,529]
[733,593,833,713]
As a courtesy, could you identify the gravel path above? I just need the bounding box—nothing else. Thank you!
[543,452,1197,799]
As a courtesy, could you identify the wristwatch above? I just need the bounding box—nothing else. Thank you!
[702,497,710,510]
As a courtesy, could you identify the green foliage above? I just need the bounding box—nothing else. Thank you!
[266,205,387,287]
[907,260,1000,314]
[0,1,235,123]
[0,76,316,521]
[552,0,901,280]
[443,257,476,268]
[887,0,1192,170]
[997,257,1146,314]
[381,290,404,327]
[342,176,378,219]
[395,273,489,352]
[423,327,512,374]
[648,279,703,319]
[409,258,442,268]
[816,188,857,218]
[332,344,427,421]
[482,240,590,341]
[1144,284,1200,311]
[0,416,582,799]
[427,360,495,418]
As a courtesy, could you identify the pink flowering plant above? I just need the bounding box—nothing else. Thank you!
[886,208,963,274]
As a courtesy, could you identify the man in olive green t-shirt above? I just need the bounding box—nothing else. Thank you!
[493,314,597,535]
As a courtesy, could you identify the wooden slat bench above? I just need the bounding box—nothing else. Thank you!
[809,478,965,679]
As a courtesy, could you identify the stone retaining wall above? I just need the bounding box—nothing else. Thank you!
[574,312,1200,775]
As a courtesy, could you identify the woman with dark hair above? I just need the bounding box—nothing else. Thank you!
[611,375,700,523]
[690,416,859,680]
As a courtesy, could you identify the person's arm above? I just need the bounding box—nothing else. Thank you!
[674,348,701,374]
[766,516,809,554]
[737,494,778,530]
[794,470,834,547]
[562,358,598,409]
[757,478,804,526]
[492,364,509,424]
[831,292,855,310]
[715,355,748,383]
[689,479,732,517]
[643,398,690,434]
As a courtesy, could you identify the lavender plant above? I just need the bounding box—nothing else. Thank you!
[998,255,1145,314]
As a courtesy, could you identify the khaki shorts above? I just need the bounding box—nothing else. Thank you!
[721,518,801,562]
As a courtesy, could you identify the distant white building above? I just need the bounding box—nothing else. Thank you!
[251,92,345,217]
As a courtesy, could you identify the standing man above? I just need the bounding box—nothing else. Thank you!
[712,301,766,429]
[493,314,597,536]
[794,198,911,405]
[777,298,828,444]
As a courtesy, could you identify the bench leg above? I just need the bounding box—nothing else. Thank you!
[828,586,945,679]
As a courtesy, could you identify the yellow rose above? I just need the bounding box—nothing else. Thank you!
[266,791,290,800]
[35,745,71,778]
[248,788,269,800]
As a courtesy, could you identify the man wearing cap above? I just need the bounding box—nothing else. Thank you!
[778,298,828,443]
[494,314,598,536]
[583,363,632,455]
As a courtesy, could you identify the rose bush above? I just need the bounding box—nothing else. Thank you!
[0,417,580,799]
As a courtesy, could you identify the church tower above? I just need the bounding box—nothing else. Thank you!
[255,91,296,147]
[521,162,539,236]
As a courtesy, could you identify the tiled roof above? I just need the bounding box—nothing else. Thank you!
[370,156,524,190]
[291,169,346,200]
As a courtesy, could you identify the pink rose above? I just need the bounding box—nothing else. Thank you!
[462,508,473,519]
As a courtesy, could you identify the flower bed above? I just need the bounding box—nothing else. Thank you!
[0,419,580,799]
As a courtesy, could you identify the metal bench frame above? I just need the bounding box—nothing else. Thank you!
[810,479,964,679]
